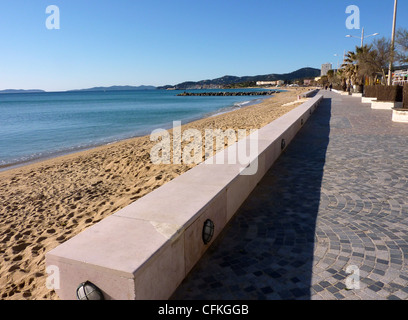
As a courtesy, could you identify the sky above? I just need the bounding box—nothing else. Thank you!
[0,0,407,91]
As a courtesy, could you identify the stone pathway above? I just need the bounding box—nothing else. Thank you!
[171,90,408,300]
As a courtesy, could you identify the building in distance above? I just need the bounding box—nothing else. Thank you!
[321,63,332,76]
[256,80,284,86]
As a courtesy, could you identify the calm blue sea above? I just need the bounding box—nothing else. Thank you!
[0,88,272,169]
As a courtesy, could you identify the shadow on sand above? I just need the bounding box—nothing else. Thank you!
[171,95,332,300]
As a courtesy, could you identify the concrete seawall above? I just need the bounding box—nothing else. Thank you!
[46,92,323,300]
[177,91,278,96]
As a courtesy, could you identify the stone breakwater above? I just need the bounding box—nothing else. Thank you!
[177,91,278,96]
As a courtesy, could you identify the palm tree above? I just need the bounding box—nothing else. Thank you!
[354,45,373,88]
[341,42,391,87]
[341,49,359,91]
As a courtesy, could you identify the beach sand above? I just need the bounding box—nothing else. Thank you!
[0,87,312,300]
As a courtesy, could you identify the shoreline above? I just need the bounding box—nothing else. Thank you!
[0,87,313,300]
[0,93,274,174]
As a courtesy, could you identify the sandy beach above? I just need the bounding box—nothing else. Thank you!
[0,87,311,300]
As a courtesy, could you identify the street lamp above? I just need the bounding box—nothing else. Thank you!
[334,54,340,71]
[388,0,398,86]
[346,27,379,47]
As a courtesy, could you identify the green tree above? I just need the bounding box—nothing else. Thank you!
[318,75,329,87]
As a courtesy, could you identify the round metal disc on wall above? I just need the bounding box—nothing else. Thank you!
[76,281,104,300]
[202,219,215,245]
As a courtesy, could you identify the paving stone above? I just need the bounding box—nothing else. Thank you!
[171,92,408,300]
[393,290,408,300]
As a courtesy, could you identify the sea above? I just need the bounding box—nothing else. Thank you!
[0,88,274,170]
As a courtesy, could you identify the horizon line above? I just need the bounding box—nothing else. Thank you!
[0,66,321,92]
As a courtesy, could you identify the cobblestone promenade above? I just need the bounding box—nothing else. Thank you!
[172,90,408,300]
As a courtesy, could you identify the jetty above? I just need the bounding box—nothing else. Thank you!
[176,91,278,97]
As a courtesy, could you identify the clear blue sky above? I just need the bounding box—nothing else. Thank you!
[1,0,407,91]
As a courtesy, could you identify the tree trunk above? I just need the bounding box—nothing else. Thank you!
[381,69,387,85]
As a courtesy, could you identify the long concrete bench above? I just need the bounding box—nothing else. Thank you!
[45,93,324,300]
[300,88,319,98]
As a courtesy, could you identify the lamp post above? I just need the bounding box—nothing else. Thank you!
[334,54,340,71]
[346,27,379,47]
[388,0,398,86]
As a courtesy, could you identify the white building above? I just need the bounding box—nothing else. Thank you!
[256,81,276,86]
[393,69,408,86]
[321,63,332,76]
[256,80,284,86]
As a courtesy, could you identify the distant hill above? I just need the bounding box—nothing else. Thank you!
[1,68,322,93]
[158,67,321,90]
[0,89,45,94]
[69,85,157,92]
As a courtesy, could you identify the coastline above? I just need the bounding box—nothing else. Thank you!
[0,92,275,173]
[0,87,312,300]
